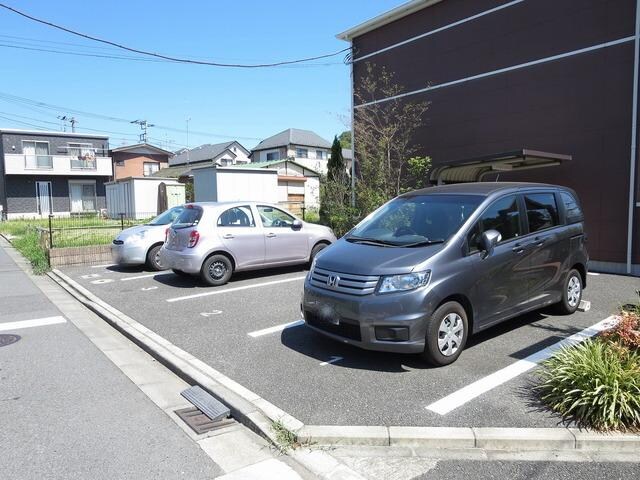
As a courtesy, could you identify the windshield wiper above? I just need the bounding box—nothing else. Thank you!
[402,239,445,248]
[345,236,398,247]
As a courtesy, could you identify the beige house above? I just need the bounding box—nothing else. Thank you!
[111,143,172,180]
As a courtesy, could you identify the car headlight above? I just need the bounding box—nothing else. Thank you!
[378,271,431,294]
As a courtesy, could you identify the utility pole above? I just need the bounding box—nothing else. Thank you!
[131,119,154,143]
[58,115,77,133]
[186,117,191,165]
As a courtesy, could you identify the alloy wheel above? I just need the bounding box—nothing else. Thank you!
[567,275,581,307]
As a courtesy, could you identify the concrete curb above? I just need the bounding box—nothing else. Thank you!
[47,267,640,459]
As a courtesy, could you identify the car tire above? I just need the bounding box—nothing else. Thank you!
[201,254,233,286]
[420,301,469,366]
[172,269,190,277]
[145,244,164,271]
[555,268,583,315]
[309,242,328,267]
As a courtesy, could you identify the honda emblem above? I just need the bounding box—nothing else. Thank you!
[326,274,340,288]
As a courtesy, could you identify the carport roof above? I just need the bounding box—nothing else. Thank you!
[429,149,571,184]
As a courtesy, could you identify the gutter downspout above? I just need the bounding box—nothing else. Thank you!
[627,0,640,274]
[350,42,356,208]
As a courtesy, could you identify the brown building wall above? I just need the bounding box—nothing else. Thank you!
[351,0,639,268]
[112,152,168,180]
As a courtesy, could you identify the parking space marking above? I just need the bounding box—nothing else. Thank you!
[319,356,343,366]
[247,319,305,338]
[91,279,114,284]
[587,272,600,276]
[0,316,67,332]
[166,276,306,303]
[141,286,158,291]
[81,273,101,279]
[91,264,115,269]
[200,311,223,317]
[426,316,616,415]
[121,272,173,282]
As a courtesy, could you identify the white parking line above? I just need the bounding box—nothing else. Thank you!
[425,316,616,415]
[587,272,600,276]
[120,272,173,282]
[320,356,343,366]
[247,319,305,338]
[0,316,67,332]
[166,276,306,303]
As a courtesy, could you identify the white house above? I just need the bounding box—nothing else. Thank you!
[250,128,331,174]
[170,141,250,167]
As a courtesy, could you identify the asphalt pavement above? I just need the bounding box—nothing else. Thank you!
[58,261,640,430]
[0,243,224,479]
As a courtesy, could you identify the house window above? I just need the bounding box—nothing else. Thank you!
[115,159,125,166]
[143,162,159,176]
[22,140,51,169]
[316,150,325,160]
[68,143,96,169]
[296,148,308,158]
[69,181,97,213]
[266,151,279,161]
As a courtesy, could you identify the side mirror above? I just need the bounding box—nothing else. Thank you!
[292,219,303,230]
[479,229,501,257]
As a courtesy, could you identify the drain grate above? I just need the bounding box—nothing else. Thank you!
[0,334,21,348]
[175,406,234,434]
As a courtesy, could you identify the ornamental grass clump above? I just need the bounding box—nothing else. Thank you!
[537,338,640,431]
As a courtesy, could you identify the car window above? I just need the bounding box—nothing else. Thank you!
[258,205,295,228]
[148,206,184,225]
[217,206,255,227]
[467,195,521,252]
[524,193,559,233]
[173,206,202,229]
[560,192,584,224]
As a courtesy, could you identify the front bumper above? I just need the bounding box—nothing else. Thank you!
[159,247,202,274]
[111,243,146,265]
[302,279,441,354]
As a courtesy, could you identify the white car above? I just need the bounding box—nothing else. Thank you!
[111,206,185,270]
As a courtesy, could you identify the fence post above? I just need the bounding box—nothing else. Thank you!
[48,214,53,248]
[301,206,306,221]
[119,213,125,230]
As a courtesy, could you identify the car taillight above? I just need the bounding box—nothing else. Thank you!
[188,230,200,248]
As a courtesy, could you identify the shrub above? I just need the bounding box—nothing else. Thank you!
[537,339,640,431]
[601,311,640,351]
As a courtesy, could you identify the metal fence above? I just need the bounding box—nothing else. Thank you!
[41,212,156,248]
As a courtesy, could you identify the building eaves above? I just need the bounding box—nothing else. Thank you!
[336,0,442,41]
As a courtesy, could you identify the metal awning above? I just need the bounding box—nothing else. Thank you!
[429,149,572,185]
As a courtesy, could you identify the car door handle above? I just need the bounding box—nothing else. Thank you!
[533,237,546,247]
[512,243,525,254]
[266,233,277,238]
[222,233,234,239]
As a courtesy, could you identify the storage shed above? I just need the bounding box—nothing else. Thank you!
[192,165,279,204]
[105,176,185,219]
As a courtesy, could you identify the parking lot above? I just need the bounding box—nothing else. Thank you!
[60,262,639,428]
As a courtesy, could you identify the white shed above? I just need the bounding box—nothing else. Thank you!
[105,176,185,219]
[192,166,279,203]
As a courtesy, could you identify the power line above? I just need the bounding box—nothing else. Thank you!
[0,3,351,68]
[0,91,262,141]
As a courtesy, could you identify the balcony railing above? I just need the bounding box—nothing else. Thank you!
[24,154,53,169]
[70,158,97,170]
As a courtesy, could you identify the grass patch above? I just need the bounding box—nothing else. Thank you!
[537,303,640,431]
[270,419,298,452]
[10,227,49,274]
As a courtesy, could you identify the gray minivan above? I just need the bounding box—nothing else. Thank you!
[302,182,588,366]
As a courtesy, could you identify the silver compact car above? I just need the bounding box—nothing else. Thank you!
[160,202,336,285]
[111,206,185,270]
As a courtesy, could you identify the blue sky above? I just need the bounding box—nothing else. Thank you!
[0,0,400,150]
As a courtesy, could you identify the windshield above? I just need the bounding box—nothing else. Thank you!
[148,206,185,226]
[172,206,203,229]
[348,194,484,247]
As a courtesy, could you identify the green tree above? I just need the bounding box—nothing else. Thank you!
[327,136,345,182]
[338,131,352,149]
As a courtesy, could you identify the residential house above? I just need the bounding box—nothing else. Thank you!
[0,129,112,218]
[339,0,640,275]
[250,129,331,174]
[169,141,250,167]
[111,143,172,180]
